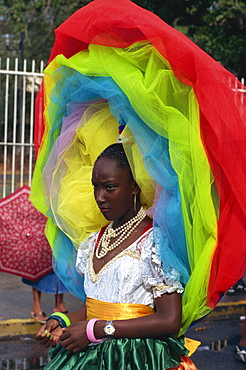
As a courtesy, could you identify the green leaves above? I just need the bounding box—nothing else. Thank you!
[0,0,245,77]
[138,0,245,77]
[0,0,92,63]
[184,0,246,77]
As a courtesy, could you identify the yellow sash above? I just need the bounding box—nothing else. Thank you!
[86,297,200,357]
[86,297,154,320]
[184,337,201,356]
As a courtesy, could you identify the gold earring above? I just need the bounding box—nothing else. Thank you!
[134,194,137,214]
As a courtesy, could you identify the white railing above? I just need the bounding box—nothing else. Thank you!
[0,58,44,198]
[0,58,245,199]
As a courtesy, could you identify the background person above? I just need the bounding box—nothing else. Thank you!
[22,271,68,323]
[235,318,246,363]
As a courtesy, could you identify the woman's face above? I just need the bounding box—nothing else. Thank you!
[92,157,138,223]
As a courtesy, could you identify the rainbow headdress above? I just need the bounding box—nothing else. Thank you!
[31,0,246,336]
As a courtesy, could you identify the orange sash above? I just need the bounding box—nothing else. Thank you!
[86,297,154,320]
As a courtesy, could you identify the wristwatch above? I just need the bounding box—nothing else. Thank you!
[103,321,116,337]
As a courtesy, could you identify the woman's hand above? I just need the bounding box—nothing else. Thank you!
[35,319,63,348]
[60,321,91,352]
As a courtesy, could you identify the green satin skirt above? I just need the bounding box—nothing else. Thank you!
[45,337,188,370]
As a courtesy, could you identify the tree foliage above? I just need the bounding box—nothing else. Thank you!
[0,1,91,66]
[181,0,246,78]
[134,0,246,78]
[0,0,245,77]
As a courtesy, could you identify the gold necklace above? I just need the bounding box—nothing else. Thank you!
[95,207,146,259]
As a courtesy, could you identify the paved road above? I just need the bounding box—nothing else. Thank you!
[1,319,245,369]
[187,318,246,369]
[0,271,82,321]
[1,271,246,369]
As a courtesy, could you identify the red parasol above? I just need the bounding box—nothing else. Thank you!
[0,185,53,281]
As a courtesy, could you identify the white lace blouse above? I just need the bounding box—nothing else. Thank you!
[76,227,183,308]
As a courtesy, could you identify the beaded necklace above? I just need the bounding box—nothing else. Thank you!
[95,207,146,259]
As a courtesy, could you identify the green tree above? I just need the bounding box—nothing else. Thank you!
[0,1,91,65]
[181,0,246,78]
[0,0,245,77]
[134,0,246,77]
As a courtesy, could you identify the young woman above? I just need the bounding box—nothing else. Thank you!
[35,143,197,369]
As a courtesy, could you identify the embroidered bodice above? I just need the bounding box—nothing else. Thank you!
[76,228,183,308]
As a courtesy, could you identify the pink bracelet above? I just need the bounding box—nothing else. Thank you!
[86,318,101,343]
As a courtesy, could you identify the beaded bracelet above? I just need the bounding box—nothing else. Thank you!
[46,312,71,328]
[86,318,101,343]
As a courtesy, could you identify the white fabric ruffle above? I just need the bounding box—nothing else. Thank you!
[76,227,183,308]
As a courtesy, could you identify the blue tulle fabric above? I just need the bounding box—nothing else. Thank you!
[41,66,190,300]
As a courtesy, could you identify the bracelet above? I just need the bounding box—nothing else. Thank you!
[86,318,101,343]
[46,312,71,328]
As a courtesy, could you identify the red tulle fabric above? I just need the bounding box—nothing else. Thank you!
[34,0,246,308]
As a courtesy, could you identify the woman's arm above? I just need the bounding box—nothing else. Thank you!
[66,306,86,324]
[59,291,182,353]
[35,307,86,348]
[93,292,182,340]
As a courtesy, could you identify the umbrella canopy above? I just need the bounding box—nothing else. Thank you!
[0,185,52,281]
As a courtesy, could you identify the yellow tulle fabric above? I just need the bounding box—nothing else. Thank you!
[31,41,219,335]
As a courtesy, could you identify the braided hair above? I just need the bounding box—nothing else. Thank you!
[96,143,133,177]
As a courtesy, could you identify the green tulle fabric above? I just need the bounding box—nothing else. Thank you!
[45,337,188,370]
[31,41,218,334]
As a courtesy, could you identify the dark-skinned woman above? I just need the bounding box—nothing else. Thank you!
[35,144,197,370]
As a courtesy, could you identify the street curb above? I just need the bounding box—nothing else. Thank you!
[204,300,246,321]
[0,300,246,338]
[0,318,42,338]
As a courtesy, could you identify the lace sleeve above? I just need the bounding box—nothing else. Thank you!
[140,232,184,298]
[76,231,98,275]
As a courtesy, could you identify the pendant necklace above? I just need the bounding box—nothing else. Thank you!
[95,207,146,259]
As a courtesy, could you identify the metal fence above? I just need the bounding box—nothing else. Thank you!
[0,58,245,199]
[0,355,49,370]
[0,58,44,198]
